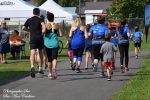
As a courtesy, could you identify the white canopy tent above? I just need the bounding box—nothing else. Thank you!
[0,0,46,20]
[39,0,77,23]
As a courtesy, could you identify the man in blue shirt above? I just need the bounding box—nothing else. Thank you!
[89,16,109,77]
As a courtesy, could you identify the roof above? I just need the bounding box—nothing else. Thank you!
[63,7,77,14]
[81,1,112,14]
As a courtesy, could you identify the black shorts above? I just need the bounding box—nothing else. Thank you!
[92,44,103,61]
[30,39,44,50]
[134,43,141,47]
[45,46,58,62]
[11,46,21,53]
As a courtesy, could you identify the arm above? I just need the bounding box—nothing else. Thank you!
[22,20,29,32]
[41,22,46,35]
[58,25,63,37]
[69,27,74,38]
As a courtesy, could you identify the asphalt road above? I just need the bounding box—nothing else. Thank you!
[0,51,149,100]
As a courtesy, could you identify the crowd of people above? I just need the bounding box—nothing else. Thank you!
[0,8,143,81]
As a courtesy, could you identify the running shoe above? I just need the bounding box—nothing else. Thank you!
[45,64,48,70]
[48,73,53,80]
[121,66,125,73]
[107,76,111,81]
[38,70,44,74]
[71,63,76,71]
[52,69,57,79]
[76,68,82,73]
[125,67,129,73]
[30,67,35,78]
[93,64,98,72]
[135,55,138,59]
[85,67,88,70]
[100,71,106,78]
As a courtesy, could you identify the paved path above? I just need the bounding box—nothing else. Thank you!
[0,51,150,100]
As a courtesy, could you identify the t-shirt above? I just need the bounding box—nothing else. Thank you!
[89,24,109,44]
[132,31,142,43]
[0,27,9,44]
[100,42,117,62]
[24,16,43,42]
[110,37,118,45]
[116,26,130,44]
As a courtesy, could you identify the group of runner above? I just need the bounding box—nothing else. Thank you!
[21,8,143,81]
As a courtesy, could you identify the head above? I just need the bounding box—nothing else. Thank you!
[13,30,19,36]
[47,12,54,22]
[72,17,82,27]
[105,34,111,41]
[1,20,7,28]
[33,8,40,16]
[120,18,127,25]
[97,16,105,24]
[135,26,139,32]
[40,14,45,22]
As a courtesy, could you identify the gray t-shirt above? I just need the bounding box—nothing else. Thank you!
[100,42,117,62]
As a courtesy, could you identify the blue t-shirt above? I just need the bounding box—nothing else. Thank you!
[132,31,142,43]
[89,24,109,44]
[110,37,118,45]
[116,26,130,44]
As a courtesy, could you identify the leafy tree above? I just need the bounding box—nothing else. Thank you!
[107,0,150,18]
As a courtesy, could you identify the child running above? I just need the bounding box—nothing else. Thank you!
[132,26,143,59]
[100,34,117,81]
[65,39,73,68]
[110,31,118,69]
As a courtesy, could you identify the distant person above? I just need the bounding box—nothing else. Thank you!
[64,39,73,68]
[132,26,143,59]
[0,20,10,63]
[116,18,131,73]
[10,30,24,60]
[110,31,118,69]
[22,8,46,78]
[100,34,117,81]
[69,17,88,73]
[84,24,93,70]
[44,12,62,79]
[88,16,109,77]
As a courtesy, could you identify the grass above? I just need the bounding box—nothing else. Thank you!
[111,55,150,100]
[0,36,68,81]
[0,61,30,81]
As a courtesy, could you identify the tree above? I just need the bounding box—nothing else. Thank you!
[30,0,46,6]
[107,0,150,18]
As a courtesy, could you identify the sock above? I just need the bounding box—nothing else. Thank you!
[39,67,42,71]
[31,65,34,68]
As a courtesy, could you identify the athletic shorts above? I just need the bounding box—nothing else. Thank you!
[68,50,73,57]
[30,39,44,50]
[92,44,103,61]
[104,62,114,69]
[45,46,58,62]
[134,43,141,47]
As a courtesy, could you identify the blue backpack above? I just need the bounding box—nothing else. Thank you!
[71,27,85,49]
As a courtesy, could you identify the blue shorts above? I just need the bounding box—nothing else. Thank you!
[0,43,10,54]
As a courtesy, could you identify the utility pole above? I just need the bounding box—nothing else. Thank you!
[79,0,81,17]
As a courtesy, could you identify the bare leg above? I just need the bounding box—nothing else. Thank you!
[85,52,89,68]
[30,49,36,67]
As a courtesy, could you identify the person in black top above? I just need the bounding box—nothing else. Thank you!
[22,8,46,78]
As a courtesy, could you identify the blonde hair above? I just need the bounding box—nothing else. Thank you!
[72,18,82,27]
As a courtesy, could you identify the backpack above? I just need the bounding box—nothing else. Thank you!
[44,23,58,48]
[71,27,85,49]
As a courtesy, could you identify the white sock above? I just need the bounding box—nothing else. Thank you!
[39,67,42,71]
[31,65,34,68]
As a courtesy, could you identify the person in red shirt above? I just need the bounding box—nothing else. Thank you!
[10,30,24,60]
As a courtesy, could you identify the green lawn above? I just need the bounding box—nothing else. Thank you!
[0,61,30,81]
[111,55,150,100]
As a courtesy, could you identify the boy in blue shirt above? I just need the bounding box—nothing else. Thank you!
[132,26,143,59]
